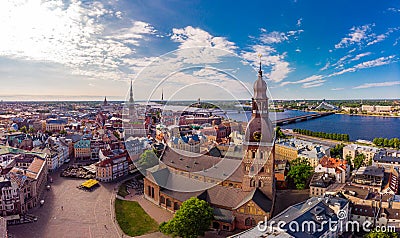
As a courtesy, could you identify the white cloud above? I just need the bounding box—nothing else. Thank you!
[0,0,157,81]
[335,24,374,49]
[280,75,325,87]
[295,48,301,53]
[297,18,303,27]
[320,62,330,71]
[331,88,344,91]
[171,26,236,51]
[349,52,371,62]
[260,31,288,44]
[366,27,400,46]
[366,34,386,46]
[388,8,400,13]
[329,55,396,77]
[109,21,156,46]
[302,80,326,88]
[353,81,400,89]
[241,45,292,82]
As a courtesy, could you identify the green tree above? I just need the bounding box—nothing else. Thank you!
[275,126,286,139]
[354,153,366,169]
[28,127,35,134]
[345,155,353,171]
[364,230,398,238]
[287,158,313,190]
[331,144,345,159]
[20,126,27,133]
[60,130,67,135]
[388,138,395,148]
[113,130,120,140]
[137,150,159,170]
[394,138,400,149]
[159,197,213,238]
[383,138,389,147]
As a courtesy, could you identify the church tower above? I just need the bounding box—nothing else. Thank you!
[242,59,276,202]
[123,80,146,137]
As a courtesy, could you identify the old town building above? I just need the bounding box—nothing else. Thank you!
[143,63,276,231]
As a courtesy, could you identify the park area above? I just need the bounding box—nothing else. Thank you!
[115,198,159,236]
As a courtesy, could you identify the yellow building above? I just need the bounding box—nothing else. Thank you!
[343,144,378,166]
[275,143,298,162]
[74,140,91,159]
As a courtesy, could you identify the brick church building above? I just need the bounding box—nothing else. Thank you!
[143,63,276,232]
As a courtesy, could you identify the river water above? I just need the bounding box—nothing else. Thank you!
[225,110,400,141]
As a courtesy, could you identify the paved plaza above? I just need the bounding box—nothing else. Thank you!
[8,171,122,238]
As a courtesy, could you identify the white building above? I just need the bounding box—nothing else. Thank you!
[343,144,378,166]
[314,157,350,183]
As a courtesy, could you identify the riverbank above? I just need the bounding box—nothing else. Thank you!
[335,112,400,118]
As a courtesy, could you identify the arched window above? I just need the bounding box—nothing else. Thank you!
[258,180,263,187]
[160,196,165,204]
[245,217,256,226]
[250,179,255,187]
[166,198,171,207]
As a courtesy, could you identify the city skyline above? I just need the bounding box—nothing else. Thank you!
[1,0,400,101]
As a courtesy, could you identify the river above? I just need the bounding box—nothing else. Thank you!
[225,110,400,141]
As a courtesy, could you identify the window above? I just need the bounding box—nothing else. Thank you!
[174,202,179,210]
[245,217,256,226]
[160,196,165,204]
[250,179,255,187]
[166,198,171,207]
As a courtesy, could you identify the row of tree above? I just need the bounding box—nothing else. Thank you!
[293,128,350,142]
[372,137,400,149]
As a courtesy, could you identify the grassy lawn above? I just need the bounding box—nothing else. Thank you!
[117,181,129,197]
[115,198,159,236]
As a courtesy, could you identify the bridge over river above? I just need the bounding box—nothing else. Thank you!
[273,112,334,126]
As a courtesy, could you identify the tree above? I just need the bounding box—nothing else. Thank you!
[353,153,366,169]
[287,158,313,190]
[137,149,159,170]
[275,126,286,139]
[345,155,353,171]
[60,130,67,135]
[159,197,214,238]
[331,144,345,159]
[364,230,398,238]
[383,138,389,147]
[20,126,27,134]
[394,138,400,149]
[113,130,120,140]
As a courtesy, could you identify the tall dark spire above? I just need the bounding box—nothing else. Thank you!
[258,54,262,77]
[129,80,134,104]
[161,88,164,101]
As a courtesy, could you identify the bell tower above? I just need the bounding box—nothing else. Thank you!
[242,57,276,202]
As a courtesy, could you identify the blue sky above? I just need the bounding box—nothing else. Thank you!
[0,0,399,100]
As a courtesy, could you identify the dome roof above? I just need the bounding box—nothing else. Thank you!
[253,69,268,99]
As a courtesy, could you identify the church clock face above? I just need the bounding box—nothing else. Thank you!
[253,131,262,141]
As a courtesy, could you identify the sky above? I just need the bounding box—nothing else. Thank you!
[0,0,400,101]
